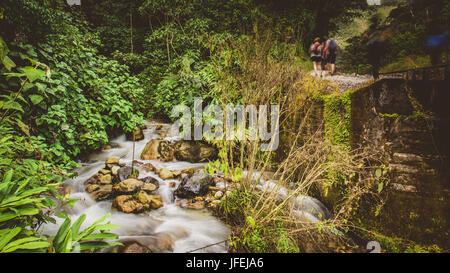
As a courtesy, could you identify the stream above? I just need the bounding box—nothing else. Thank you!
[39,120,331,253]
[40,120,230,253]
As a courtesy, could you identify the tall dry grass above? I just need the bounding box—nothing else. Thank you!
[210,29,386,253]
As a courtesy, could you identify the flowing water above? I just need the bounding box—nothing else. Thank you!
[39,121,230,253]
[39,120,332,253]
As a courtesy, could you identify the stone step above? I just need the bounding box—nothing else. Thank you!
[389,163,437,175]
[391,152,448,167]
[391,183,418,193]
[392,153,424,163]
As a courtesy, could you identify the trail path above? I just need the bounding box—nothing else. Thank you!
[311,71,374,93]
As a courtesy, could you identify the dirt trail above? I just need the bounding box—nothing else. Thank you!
[311,71,374,92]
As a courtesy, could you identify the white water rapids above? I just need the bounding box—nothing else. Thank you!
[39,121,230,253]
[39,120,331,253]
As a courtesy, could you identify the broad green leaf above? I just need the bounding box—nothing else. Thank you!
[54,210,68,219]
[1,187,48,206]
[2,169,13,184]
[2,236,46,252]
[377,182,384,193]
[23,82,36,92]
[52,217,71,250]
[0,100,23,112]
[29,94,44,105]
[71,214,86,241]
[2,241,50,253]
[81,232,118,241]
[21,67,45,83]
[15,118,30,136]
[0,227,22,250]
[61,229,72,253]
[2,55,16,71]
[79,241,122,251]
[375,169,382,178]
[0,208,40,222]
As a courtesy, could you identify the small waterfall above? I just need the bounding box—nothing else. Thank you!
[39,121,230,253]
[39,120,332,253]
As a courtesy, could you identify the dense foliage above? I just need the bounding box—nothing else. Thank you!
[0,0,145,252]
[1,0,446,253]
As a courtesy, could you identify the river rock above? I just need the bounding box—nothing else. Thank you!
[105,158,120,165]
[176,199,205,210]
[142,163,155,172]
[118,240,153,253]
[142,176,159,189]
[174,169,215,198]
[140,139,174,161]
[137,191,163,209]
[84,173,100,185]
[173,141,218,163]
[126,128,145,141]
[137,190,153,204]
[150,198,164,210]
[99,169,111,175]
[116,166,134,182]
[91,185,113,201]
[113,179,144,193]
[157,168,174,180]
[142,183,157,193]
[154,233,173,252]
[99,174,112,184]
[140,139,161,160]
[113,195,143,213]
[108,142,121,149]
[111,165,120,176]
[86,184,100,193]
[118,234,173,253]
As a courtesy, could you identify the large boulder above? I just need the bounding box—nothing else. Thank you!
[105,158,120,169]
[174,169,215,198]
[99,174,112,184]
[90,185,113,201]
[142,176,159,189]
[113,179,144,193]
[140,139,174,161]
[84,173,100,185]
[157,168,174,180]
[114,233,173,253]
[113,195,144,213]
[173,141,217,163]
[111,165,121,176]
[105,158,120,165]
[112,192,163,214]
[117,240,153,253]
[116,166,134,182]
[138,191,163,209]
[176,199,206,210]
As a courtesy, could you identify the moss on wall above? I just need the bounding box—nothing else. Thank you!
[323,91,352,148]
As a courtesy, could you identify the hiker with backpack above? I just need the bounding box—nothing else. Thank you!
[309,37,323,77]
[324,35,339,75]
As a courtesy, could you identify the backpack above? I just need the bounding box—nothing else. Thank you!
[327,39,338,54]
[311,42,320,55]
